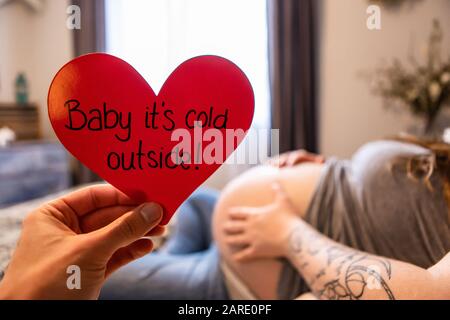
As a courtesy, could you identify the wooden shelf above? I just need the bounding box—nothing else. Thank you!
[0,103,41,140]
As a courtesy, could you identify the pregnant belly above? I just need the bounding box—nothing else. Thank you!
[211,163,324,299]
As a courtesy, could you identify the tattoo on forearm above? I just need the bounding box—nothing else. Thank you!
[288,226,395,300]
[299,262,309,270]
[289,230,303,254]
[318,255,395,300]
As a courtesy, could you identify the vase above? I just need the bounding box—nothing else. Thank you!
[407,108,450,140]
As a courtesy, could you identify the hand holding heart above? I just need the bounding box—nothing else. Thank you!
[48,54,254,224]
[0,54,254,300]
[0,185,165,299]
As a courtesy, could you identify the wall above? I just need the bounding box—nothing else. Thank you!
[0,0,73,138]
[3,0,448,185]
[318,0,450,158]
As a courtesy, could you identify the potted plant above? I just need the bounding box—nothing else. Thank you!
[370,19,450,136]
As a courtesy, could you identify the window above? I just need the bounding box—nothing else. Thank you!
[105,0,269,129]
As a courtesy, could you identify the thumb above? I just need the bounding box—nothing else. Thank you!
[314,155,326,164]
[94,202,163,253]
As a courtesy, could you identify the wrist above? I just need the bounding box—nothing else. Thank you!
[0,280,15,300]
[282,218,305,259]
[0,276,40,300]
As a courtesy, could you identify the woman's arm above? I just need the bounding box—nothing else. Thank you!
[285,218,450,300]
[225,183,450,300]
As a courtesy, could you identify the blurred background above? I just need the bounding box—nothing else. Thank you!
[0,0,449,207]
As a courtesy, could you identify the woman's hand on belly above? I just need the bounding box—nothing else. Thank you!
[211,163,323,300]
[222,183,300,261]
[212,162,324,257]
[267,150,325,168]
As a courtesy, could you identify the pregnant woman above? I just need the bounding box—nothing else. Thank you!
[2,137,449,299]
[99,136,450,300]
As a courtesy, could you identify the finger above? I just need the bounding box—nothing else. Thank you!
[105,238,154,277]
[286,155,297,167]
[287,152,306,166]
[223,221,246,234]
[81,206,166,235]
[228,207,260,219]
[80,205,137,233]
[315,155,326,164]
[288,151,318,166]
[302,153,324,164]
[228,208,251,220]
[233,246,255,262]
[93,202,163,252]
[225,234,249,246]
[277,155,287,168]
[50,184,138,218]
[145,225,166,237]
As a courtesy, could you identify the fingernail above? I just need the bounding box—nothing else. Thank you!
[140,203,162,223]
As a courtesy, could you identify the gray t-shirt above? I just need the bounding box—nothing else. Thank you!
[279,140,450,299]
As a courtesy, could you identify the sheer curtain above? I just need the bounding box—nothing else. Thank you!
[105,0,270,188]
[105,0,269,129]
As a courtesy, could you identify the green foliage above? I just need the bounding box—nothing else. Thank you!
[370,20,450,133]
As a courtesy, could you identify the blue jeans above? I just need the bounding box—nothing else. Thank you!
[100,189,229,300]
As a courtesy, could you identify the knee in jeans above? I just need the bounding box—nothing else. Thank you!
[185,188,220,211]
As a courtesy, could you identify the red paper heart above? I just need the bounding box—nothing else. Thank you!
[48,53,254,224]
